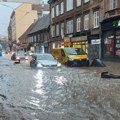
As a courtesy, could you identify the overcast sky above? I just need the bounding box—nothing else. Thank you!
[0,0,48,36]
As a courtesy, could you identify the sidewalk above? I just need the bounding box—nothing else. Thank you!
[102,60,120,74]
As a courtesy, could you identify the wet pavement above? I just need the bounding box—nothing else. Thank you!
[0,54,120,120]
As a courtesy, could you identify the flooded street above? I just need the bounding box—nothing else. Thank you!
[0,54,120,120]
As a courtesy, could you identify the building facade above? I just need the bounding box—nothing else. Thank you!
[8,3,40,45]
[48,0,104,59]
[27,14,50,53]
[101,0,120,59]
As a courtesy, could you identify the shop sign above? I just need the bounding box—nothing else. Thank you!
[91,39,101,44]
[112,20,120,28]
[88,34,99,44]
[102,20,120,31]
[64,37,70,42]
[64,42,71,47]
[71,36,87,42]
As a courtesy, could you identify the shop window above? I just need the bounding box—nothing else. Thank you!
[116,30,120,56]
[103,31,114,57]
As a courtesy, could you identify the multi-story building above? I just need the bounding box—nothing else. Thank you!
[101,0,120,59]
[18,14,50,53]
[48,0,104,59]
[8,20,12,43]
[9,3,39,44]
[32,3,49,18]
[8,3,49,45]
[27,14,50,53]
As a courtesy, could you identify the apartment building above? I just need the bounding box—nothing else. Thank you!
[101,0,120,59]
[27,14,50,53]
[9,3,40,44]
[16,3,49,49]
[48,0,104,59]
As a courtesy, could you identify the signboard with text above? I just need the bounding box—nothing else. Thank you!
[91,39,101,45]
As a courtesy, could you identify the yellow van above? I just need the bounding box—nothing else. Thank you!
[52,47,89,66]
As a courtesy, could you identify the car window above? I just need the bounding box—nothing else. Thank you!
[64,48,86,55]
[37,54,54,60]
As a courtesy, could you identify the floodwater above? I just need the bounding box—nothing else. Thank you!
[0,54,120,120]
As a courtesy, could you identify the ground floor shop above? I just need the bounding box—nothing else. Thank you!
[49,35,101,60]
[101,16,120,59]
[71,36,88,53]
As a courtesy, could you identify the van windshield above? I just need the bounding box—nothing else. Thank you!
[64,48,86,55]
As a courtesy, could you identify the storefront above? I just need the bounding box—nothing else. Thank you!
[36,43,45,53]
[101,16,120,59]
[51,40,64,49]
[71,36,88,53]
[44,42,49,53]
[87,34,101,60]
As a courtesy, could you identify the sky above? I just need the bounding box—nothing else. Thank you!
[0,0,48,36]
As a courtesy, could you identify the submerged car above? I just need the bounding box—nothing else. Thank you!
[11,52,20,63]
[16,51,29,60]
[30,53,61,68]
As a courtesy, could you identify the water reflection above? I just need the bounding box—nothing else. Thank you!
[28,97,40,107]
[54,76,67,85]
[33,70,44,94]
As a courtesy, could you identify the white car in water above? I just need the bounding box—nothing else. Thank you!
[16,51,29,60]
[30,53,61,68]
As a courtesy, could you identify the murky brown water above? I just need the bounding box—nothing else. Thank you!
[0,55,120,120]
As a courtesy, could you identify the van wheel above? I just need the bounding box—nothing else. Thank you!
[65,62,73,67]
[85,60,89,66]
[30,61,36,68]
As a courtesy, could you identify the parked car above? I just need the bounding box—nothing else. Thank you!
[30,53,61,68]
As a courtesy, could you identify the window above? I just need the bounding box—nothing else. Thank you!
[51,7,54,18]
[110,0,116,10]
[52,43,55,48]
[84,14,89,30]
[77,17,81,32]
[77,0,81,6]
[93,11,99,28]
[60,2,64,14]
[56,24,59,36]
[66,0,73,11]
[61,22,64,38]
[56,5,59,16]
[66,20,73,34]
[84,0,89,3]
[51,25,55,37]
[34,36,36,42]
